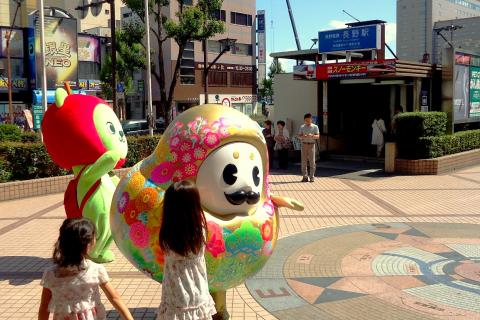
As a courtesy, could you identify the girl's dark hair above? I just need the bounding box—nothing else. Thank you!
[53,218,96,268]
[277,120,285,127]
[160,180,207,256]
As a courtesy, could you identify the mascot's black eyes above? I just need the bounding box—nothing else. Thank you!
[252,166,260,187]
[223,164,238,185]
[106,122,115,134]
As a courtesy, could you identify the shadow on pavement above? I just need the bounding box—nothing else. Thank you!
[0,256,52,285]
[107,308,158,319]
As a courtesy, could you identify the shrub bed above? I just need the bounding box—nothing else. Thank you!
[417,130,480,159]
[0,135,161,182]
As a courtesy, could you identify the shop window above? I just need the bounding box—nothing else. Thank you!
[231,72,253,87]
[202,71,227,86]
[207,40,222,53]
[0,58,25,79]
[231,12,253,26]
[213,10,226,21]
[232,43,253,56]
[181,41,195,84]
[183,0,193,5]
[78,61,100,80]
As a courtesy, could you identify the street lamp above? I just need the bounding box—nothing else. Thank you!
[6,0,24,124]
[203,37,236,104]
[434,24,463,48]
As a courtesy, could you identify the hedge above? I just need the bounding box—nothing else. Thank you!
[416,130,480,159]
[0,135,161,182]
[396,112,448,158]
[0,124,22,142]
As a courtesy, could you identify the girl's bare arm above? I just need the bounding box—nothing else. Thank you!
[38,288,52,320]
[100,282,134,320]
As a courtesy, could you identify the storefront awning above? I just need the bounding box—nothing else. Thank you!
[270,49,364,62]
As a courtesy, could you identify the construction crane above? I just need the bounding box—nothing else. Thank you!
[285,0,302,50]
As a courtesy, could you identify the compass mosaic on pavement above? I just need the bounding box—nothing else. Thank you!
[246,223,480,319]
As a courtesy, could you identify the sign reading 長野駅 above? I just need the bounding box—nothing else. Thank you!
[318,25,381,53]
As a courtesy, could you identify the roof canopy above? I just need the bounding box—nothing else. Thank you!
[270,49,363,62]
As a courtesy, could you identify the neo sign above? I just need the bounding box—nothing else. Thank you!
[318,24,381,53]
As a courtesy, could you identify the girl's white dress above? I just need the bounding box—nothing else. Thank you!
[158,245,217,320]
[41,259,109,320]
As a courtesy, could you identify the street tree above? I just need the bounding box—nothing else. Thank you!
[100,22,146,118]
[122,0,225,124]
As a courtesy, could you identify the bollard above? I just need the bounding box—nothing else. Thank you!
[385,142,398,173]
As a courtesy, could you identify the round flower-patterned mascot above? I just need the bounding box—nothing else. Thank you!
[111,104,303,318]
[42,84,128,263]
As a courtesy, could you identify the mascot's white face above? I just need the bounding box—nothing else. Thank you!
[196,142,263,218]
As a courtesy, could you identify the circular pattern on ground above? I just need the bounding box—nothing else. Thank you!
[245,223,480,319]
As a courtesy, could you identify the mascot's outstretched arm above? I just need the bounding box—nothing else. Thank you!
[271,194,304,211]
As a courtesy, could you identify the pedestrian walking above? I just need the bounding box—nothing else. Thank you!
[263,120,276,169]
[298,113,320,182]
[372,114,387,158]
[157,181,216,320]
[274,120,291,170]
[38,218,133,320]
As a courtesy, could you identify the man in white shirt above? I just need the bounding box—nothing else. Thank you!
[298,113,320,182]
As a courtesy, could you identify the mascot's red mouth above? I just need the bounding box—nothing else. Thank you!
[115,158,126,169]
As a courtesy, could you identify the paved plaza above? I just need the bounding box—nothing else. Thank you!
[1,163,480,319]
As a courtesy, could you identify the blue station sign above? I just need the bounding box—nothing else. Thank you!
[318,25,380,53]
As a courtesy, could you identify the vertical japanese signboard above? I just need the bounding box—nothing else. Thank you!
[34,15,78,88]
[470,66,480,117]
[257,10,266,64]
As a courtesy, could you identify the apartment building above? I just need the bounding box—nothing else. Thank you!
[121,0,257,116]
[397,0,480,62]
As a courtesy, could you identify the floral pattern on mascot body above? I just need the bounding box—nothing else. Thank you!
[111,104,303,292]
[42,85,128,263]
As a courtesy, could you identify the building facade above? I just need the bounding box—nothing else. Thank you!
[0,0,123,32]
[433,16,480,62]
[121,0,257,117]
[397,0,480,62]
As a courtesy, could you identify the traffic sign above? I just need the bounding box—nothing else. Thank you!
[32,105,44,130]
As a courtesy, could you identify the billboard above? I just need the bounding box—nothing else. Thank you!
[453,65,470,122]
[470,66,480,118]
[78,35,100,62]
[316,59,396,80]
[0,28,24,58]
[257,10,266,64]
[34,15,78,88]
[319,25,380,53]
[293,65,316,80]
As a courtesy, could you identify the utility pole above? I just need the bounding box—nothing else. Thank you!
[6,0,24,124]
[38,0,48,141]
[285,0,301,50]
[144,0,154,136]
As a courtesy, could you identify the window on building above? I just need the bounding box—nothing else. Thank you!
[207,40,222,53]
[213,9,226,21]
[231,72,253,87]
[181,41,195,84]
[183,0,193,5]
[123,12,132,18]
[231,12,253,26]
[232,43,253,56]
[105,9,110,15]
[78,61,100,80]
[202,71,227,86]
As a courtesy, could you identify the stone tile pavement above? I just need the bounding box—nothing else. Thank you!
[1,164,480,319]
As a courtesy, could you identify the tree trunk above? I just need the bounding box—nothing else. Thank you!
[156,2,168,122]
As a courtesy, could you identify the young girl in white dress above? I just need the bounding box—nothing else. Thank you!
[38,218,133,320]
[158,180,217,320]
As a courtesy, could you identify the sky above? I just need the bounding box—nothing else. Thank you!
[256,0,397,71]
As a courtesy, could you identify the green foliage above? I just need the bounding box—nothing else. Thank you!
[258,78,273,103]
[396,112,448,158]
[268,60,285,79]
[20,132,40,143]
[100,22,147,99]
[0,135,161,182]
[124,135,161,167]
[0,124,22,142]
[416,130,480,159]
[249,114,267,127]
